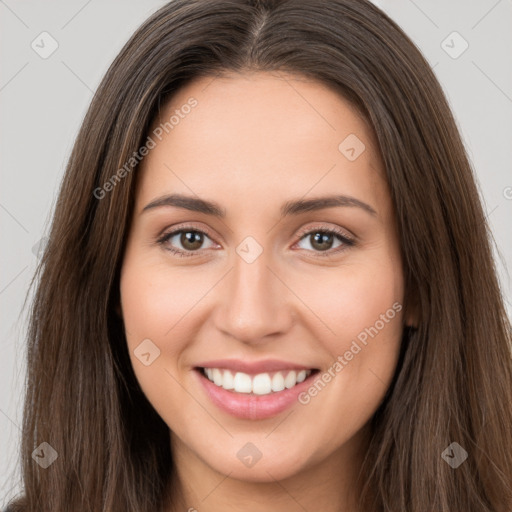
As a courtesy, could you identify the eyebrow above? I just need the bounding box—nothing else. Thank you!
[142,193,377,217]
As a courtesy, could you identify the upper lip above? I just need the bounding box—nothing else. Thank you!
[195,359,317,374]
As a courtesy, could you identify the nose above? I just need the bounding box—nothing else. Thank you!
[212,248,294,345]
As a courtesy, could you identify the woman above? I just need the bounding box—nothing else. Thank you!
[5,0,512,511]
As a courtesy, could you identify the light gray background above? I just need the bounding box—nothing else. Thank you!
[1,0,511,505]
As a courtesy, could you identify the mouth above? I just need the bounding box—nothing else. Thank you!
[193,362,320,420]
[197,367,318,395]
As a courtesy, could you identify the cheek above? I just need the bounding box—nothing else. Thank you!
[120,259,209,351]
[300,256,403,347]
[119,258,207,423]
[301,255,402,363]
[119,256,226,416]
[294,255,404,434]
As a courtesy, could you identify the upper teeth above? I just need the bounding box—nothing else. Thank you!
[203,368,312,395]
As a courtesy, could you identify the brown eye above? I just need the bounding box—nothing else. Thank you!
[295,227,355,257]
[157,227,216,257]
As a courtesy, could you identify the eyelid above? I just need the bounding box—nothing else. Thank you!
[294,222,355,242]
[157,220,219,240]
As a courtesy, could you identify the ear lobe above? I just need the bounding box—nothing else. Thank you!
[404,299,420,328]
[405,310,419,328]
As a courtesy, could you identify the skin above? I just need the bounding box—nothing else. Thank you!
[119,71,413,512]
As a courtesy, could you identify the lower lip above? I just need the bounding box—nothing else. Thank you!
[195,369,318,420]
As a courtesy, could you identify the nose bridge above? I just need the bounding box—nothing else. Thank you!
[214,242,292,343]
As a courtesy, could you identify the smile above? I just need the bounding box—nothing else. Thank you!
[201,367,313,395]
[194,360,320,420]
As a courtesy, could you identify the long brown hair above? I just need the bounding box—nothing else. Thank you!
[6,0,512,510]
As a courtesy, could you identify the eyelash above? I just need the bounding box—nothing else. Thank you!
[156,224,356,258]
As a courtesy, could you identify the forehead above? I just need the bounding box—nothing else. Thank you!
[136,71,388,218]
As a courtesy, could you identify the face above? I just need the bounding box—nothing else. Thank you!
[120,71,406,484]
